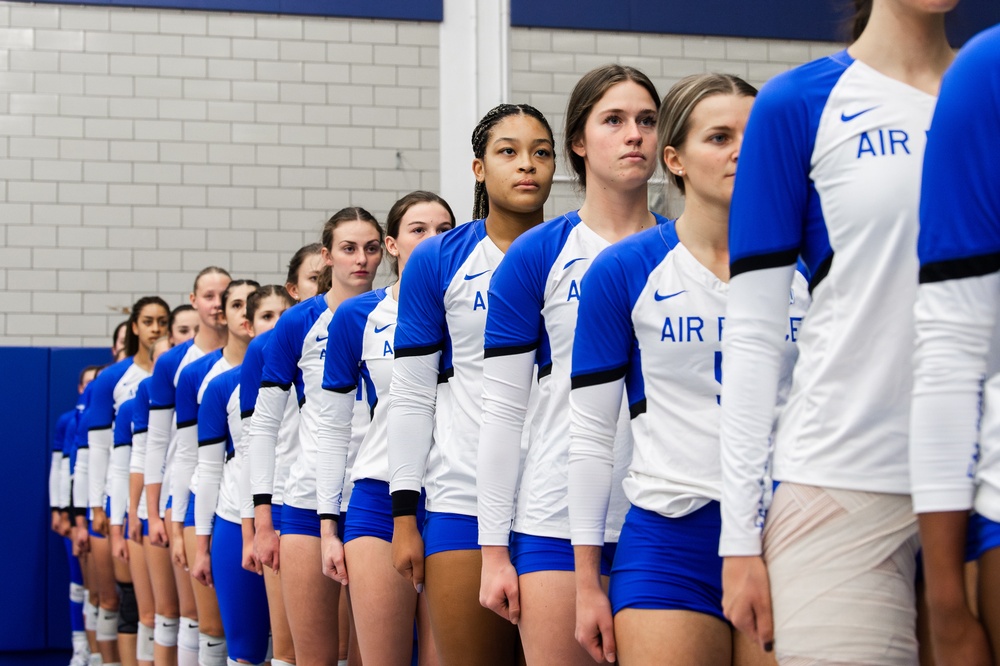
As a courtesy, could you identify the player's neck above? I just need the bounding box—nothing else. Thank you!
[484,206,544,253]
[849,8,954,95]
[194,325,227,353]
[222,336,248,367]
[578,183,654,244]
[675,197,730,282]
[324,281,367,313]
[132,349,153,373]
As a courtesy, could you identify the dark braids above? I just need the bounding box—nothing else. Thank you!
[471,103,554,221]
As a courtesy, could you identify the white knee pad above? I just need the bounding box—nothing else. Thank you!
[70,582,86,604]
[96,608,119,642]
[270,661,294,666]
[137,623,155,661]
[178,617,200,652]
[198,632,227,666]
[153,614,179,647]
[88,654,103,666]
[84,599,99,632]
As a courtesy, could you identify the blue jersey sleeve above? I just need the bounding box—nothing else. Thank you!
[261,303,309,389]
[86,361,129,433]
[132,380,150,434]
[918,25,1000,280]
[729,55,846,280]
[114,399,135,448]
[149,341,191,410]
[394,233,448,356]
[240,332,269,418]
[323,291,381,393]
[198,373,232,448]
[175,357,209,429]
[54,410,73,454]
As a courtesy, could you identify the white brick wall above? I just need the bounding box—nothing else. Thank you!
[509,27,840,220]
[0,2,439,345]
[0,3,839,346]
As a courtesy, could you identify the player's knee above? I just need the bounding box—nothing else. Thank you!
[117,582,138,634]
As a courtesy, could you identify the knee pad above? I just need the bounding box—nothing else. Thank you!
[153,614,179,648]
[137,623,155,662]
[178,617,199,652]
[270,661,294,666]
[116,583,138,634]
[88,654,102,666]
[84,598,99,632]
[70,582,86,604]
[198,632,227,666]
[96,607,118,641]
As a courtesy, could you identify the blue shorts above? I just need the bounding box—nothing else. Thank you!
[344,479,426,544]
[141,518,149,537]
[166,495,172,510]
[967,513,1000,562]
[281,504,345,540]
[183,494,196,529]
[510,532,616,577]
[271,503,282,533]
[423,511,479,557]
[609,502,725,622]
[211,516,270,663]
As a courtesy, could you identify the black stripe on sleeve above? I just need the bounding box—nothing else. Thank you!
[88,424,113,432]
[240,408,254,420]
[730,249,799,279]
[320,513,338,522]
[395,343,444,359]
[483,343,538,359]
[537,362,553,380]
[299,395,306,409]
[253,493,272,507]
[198,436,226,448]
[808,252,834,293]
[437,367,454,384]
[176,419,197,429]
[225,449,235,463]
[629,399,647,420]
[261,380,292,391]
[920,251,1000,284]
[324,384,358,395]
[570,364,628,391]
[150,404,174,411]
[391,490,420,517]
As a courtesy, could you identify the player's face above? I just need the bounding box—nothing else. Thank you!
[133,304,169,354]
[79,368,97,393]
[169,310,199,345]
[190,273,231,332]
[288,252,324,302]
[573,80,659,191]
[323,220,383,293]
[222,283,257,341]
[249,294,290,337]
[473,114,555,216]
[668,93,754,211]
[386,202,454,276]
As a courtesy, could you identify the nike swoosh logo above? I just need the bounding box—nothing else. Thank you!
[653,290,686,301]
[563,257,587,269]
[316,335,328,342]
[187,623,198,629]
[840,106,879,122]
[464,270,490,280]
[374,324,393,334]
[207,641,224,647]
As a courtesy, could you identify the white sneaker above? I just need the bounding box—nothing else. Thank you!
[68,651,90,666]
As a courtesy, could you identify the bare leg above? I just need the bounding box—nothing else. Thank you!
[424,549,519,666]
[263,565,295,665]
[92,535,122,665]
[517,570,593,665]
[281,534,341,665]
[614,609,731,666]
[183,526,223,637]
[129,541,156,666]
[145,538,179,666]
[732,626,777,666]
[979,547,1000,660]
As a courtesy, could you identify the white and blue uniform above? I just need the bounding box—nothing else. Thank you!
[51,410,74,515]
[478,211,659,573]
[109,397,136,529]
[911,25,1000,561]
[146,339,205,517]
[238,330,301,532]
[719,49,936,555]
[388,219,506,555]
[77,357,150,518]
[196,367,270,664]
[570,220,806,616]
[171,349,229,529]
[129,379,153,535]
[317,287,410,542]
[68,384,92,522]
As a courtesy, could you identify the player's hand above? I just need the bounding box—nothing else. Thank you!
[148,516,169,547]
[110,525,129,563]
[191,550,213,587]
[391,516,425,593]
[51,509,61,533]
[320,528,348,585]
[242,535,262,574]
[91,507,109,536]
[723,556,775,654]
[128,511,143,544]
[170,523,188,570]
[255,525,281,572]
[58,511,72,537]
[575,581,616,663]
[73,516,91,555]
[927,602,992,666]
[480,546,520,624]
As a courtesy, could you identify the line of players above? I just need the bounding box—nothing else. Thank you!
[48,7,1000,666]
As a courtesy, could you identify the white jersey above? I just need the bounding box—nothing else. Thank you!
[196,367,244,533]
[911,26,1000,521]
[720,50,936,555]
[389,219,511,516]
[478,211,654,544]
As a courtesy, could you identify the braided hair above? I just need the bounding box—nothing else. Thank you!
[471,104,554,221]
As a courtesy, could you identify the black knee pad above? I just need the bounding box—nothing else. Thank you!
[117,582,139,634]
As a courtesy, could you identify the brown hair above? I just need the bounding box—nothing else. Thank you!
[385,191,456,275]
[657,73,758,194]
[472,104,554,220]
[851,0,872,41]
[246,285,294,322]
[316,207,384,294]
[123,296,171,358]
[192,266,231,294]
[564,65,660,189]
[286,242,323,286]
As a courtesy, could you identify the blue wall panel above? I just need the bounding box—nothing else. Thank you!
[18,0,442,21]
[512,0,999,46]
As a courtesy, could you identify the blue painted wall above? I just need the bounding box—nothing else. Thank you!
[0,348,110,660]
[18,0,442,21]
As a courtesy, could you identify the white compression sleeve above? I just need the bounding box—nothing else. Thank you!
[387,352,441,495]
[237,418,254,519]
[315,388,355,517]
[169,424,198,524]
[87,427,113,509]
[477,350,535,546]
[49,452,62,509]
[144,408,173,485]
[718,265,795,557]
[911,274,1000,513]
[108,444,131,526]
[247,384,287,501]
[195,442,224,536]
[568,379,624,547]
